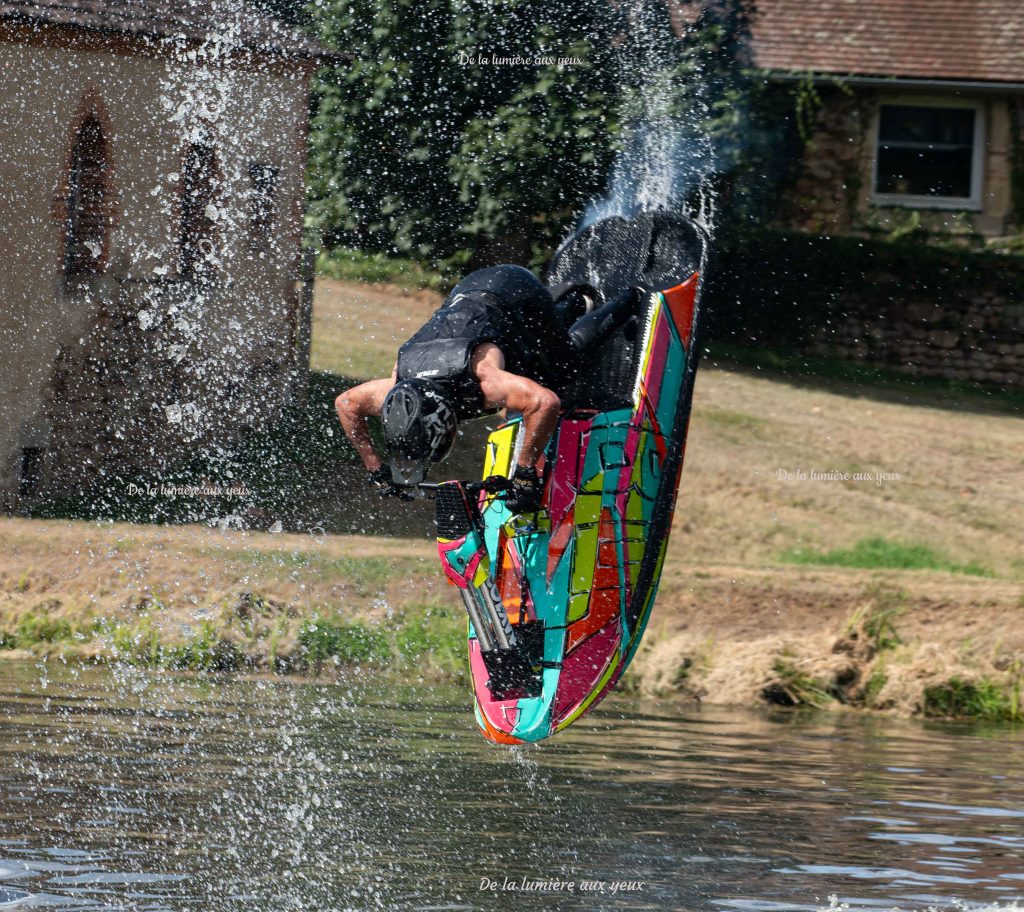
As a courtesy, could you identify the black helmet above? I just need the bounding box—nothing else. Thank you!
[381,380,457,485]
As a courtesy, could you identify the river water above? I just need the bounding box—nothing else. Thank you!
[0,661,1022,912]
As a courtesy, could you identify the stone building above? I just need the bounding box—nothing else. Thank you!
[0,0,329,510]
[746,0,1024,242]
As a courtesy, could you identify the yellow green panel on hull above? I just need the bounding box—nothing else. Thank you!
[483,424,517,479]
[568,591,590,624]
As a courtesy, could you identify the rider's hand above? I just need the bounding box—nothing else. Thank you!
[505,465,543,515]
[369,465,414,501]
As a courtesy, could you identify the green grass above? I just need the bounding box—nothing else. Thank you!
[14,610,75,646]
[863,668,888,707]
[395,608,467,680]
[316,248,448,291]
[847,598,903,652]
[700,407,768,429]
[921,676,1022,722]
[223,549,430,597]
[105,618,244,671]
[782,537,992,577]
[297,618,390,668]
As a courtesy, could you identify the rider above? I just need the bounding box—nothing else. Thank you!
[335,263,636,514]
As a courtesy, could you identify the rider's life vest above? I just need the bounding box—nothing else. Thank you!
[396,265,571,420]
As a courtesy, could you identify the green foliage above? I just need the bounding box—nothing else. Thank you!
[103,618,242,671]
[783,537,991,577]
[14,609,75,646]
[863,668,888,707]
[298,618,390,667]
[307,0,622,262]
[167,622,243,672]
[922,677,1022,722]
[316,247,448,290]
[763,658,832,707]
[395,608,466,679]
[847,601,903,653]
[708,229,1024,352]
[306,0,765,265]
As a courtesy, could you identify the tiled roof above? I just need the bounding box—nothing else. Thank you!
[748,0,1024,85]
[0,0,333,61]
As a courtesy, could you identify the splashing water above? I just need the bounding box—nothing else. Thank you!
[4,662,1024,912]
[583,3,717,236]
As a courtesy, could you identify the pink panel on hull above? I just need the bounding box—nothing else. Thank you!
[643,319,671,412]
[469,639,520,734]
[437,537,481,589]
[552,620,621,725]
[548,419,592,529]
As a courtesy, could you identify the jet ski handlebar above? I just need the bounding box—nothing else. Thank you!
[414,475,511,497]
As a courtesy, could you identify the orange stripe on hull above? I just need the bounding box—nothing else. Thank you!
[662,273,699,348]
[476,700,525,745]
[565,508,620,655]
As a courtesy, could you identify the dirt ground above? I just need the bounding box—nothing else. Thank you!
[2,277,1022,717]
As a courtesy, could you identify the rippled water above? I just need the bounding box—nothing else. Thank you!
[1,661,1023,912]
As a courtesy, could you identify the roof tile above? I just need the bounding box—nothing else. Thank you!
[0,0,333,61]
[746,0,1024,83]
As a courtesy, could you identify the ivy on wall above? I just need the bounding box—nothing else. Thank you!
[1009,99,1024,232]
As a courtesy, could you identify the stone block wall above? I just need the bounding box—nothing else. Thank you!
[779,85,1024,242]
[709,232,1024,391]
[808,281,1024,388]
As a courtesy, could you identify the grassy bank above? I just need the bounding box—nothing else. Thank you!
[2,516,1023,721]
[3,277,1023,724]
[0,518,461,681]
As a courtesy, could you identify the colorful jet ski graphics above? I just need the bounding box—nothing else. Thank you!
[434,212,707,743]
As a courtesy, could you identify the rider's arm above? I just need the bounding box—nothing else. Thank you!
[472,345,560,471]
[335,375,395,471]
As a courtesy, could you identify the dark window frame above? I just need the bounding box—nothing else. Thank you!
[871,98,985,211]
[178,142,221,277]
[247,162,279,249]
[63,114,110,278]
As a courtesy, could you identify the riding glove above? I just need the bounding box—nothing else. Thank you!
[369,465,414,501]
[505,465,543,514]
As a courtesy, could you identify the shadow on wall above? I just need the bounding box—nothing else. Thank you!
[30,370,496,541]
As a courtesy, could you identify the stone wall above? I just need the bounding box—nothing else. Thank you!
[808,280,1024,388]
[709,232,1024,391]
[777,91,869,236]
[0,33,313,510]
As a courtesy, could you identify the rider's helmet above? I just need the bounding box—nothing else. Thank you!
[381,379,458,486]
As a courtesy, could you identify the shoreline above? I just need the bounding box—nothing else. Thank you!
[2,516,1021,723]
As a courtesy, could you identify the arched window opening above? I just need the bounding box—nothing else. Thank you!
[63,114,109,278]
[179,143,220,277]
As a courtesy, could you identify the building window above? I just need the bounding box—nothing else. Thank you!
[19,447,43,497]
[63,114,109,277]
[872,101,984,209]
[248,163,279,248]
[179,143,220,276]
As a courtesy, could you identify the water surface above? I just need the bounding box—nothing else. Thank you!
[1,662,1022,911]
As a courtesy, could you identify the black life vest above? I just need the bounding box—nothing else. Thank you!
[396,265,570,420]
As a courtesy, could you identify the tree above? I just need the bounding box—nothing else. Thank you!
[306,0,772,266]
[307,0,621,264]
